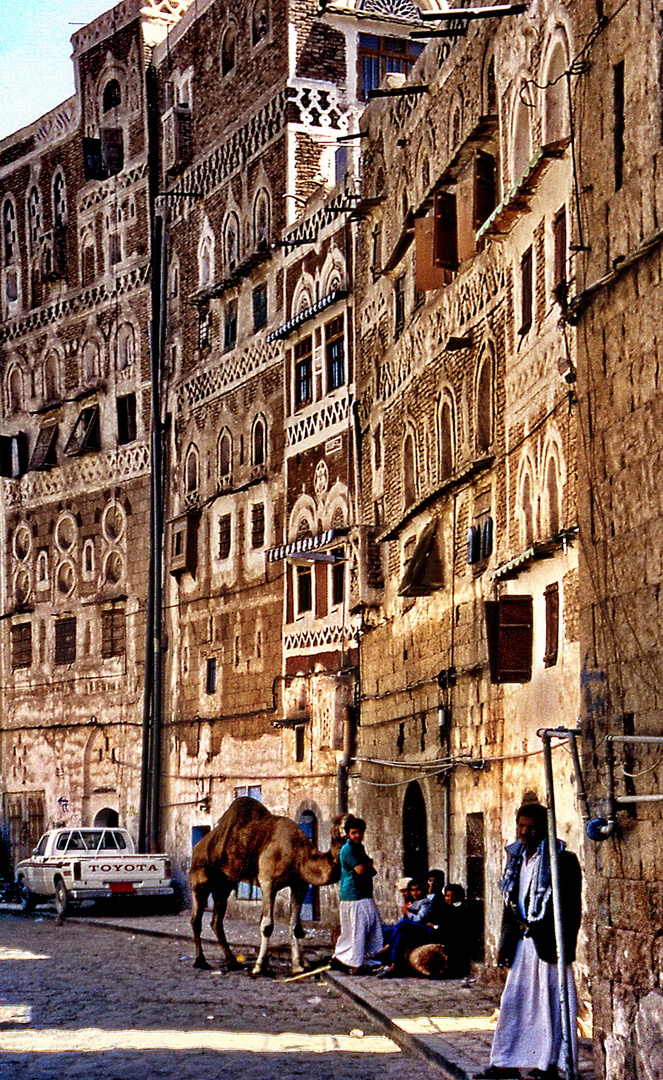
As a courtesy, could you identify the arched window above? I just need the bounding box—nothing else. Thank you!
[199,233,213,287]
[252,0,269,45]
[185,446,199,494]
[421,156,430,191]
[116,324,134,371]
[53,172,67,229]
[297,516,313,540]
[82,341,99,382]
[521,470,535,547]
[2,199,17,263]
[451,105,462,149]
[8,367,22,414]
[513,92,532,182]
[44,353,59,402]
[81,237,96,287]
[254,191,270,252]
[546,455,561,535]
[27,187,42,251]
[438,397,454,481]
[103,79,122,113]
[486,55,497,114]
[544,42,569,143]
[403,432,417,508]
[83,540,95,577]
[221,25,236,75]
[252,417,266,466]
[225,213,239,272]
[476,353,493,453]
[37,550,49,585]
[219,429,232,477]
[170,262,179,301]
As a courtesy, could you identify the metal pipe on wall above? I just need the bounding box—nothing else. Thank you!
[541,729,577,1080]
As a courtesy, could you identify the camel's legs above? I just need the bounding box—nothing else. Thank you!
[210,880,240,969]
[191,878,212,969]
[289,881,309,973]
[253,879,276,975]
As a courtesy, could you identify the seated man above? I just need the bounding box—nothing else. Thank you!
[377,878,435,976]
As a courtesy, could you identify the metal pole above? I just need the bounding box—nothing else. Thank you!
[567,730,590,824]
[148,208,167,852]
[542,730,577,1080]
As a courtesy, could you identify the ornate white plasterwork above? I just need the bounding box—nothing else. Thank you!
[2,444,150,511]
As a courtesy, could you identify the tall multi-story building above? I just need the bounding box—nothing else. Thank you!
[348,0,584,973]
[571,0,663,1074]
[0,0,432,923]
[0,0,188,863]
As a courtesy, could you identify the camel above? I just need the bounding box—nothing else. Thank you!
[190,796,346,975]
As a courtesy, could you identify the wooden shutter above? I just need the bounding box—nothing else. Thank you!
[418,217,449,291]
[544,583,559,667]
[100,128,124,176]
[474,151,497,229]
[29,424,58,471]
[82,138,105,180]
[485,595,533,683]
[433,191,458,271]
[520,246,533,332]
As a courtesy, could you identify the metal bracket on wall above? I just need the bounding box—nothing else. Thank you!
[607,734,663,807]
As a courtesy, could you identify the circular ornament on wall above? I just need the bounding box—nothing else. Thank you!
[104,551,124,585]
[56,560,76,597]
[13,525,31,562]
[102,502,125,544]
[55,515,77,554]
[14,569,31,605]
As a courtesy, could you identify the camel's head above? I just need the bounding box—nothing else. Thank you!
[330,813,350,856]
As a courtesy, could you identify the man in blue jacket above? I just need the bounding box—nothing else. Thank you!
[476,802,582,1080]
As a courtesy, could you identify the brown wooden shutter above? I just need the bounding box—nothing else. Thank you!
[474,151,497,230]
[415,218,448,291]
[544,582,559,667]
[433,191,458,271]
[520,246,533,332]
[553,208,567,300]
[485,595,533,682]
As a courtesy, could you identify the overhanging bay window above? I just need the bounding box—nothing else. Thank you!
[357,35,424,101]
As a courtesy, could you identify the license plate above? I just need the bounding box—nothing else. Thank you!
[110,881,134,894]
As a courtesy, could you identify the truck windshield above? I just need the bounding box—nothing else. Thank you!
[79,831,127,851]
[55,830,128,851]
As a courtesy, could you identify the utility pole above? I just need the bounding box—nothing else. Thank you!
[139,63,166,853]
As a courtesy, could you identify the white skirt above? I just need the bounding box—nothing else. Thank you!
[491,935,578,1072]
[334,898,384,968]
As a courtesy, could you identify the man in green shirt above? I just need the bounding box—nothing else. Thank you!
[332,816,383,974]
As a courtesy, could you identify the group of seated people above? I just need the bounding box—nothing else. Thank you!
[374,870,473,978]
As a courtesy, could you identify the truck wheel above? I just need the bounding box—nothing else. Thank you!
[54,878,69,917]
[18,877,36,914]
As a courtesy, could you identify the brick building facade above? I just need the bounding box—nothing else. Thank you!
[4,0,663,1072]
[570,0,663,1073]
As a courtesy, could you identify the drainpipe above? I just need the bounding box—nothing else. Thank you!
[337,704,354,815]
[541,729,578,1080]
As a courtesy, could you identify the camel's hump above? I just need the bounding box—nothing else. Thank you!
[219,797,273,827]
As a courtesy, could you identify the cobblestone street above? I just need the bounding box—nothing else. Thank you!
[0,912,443,1080]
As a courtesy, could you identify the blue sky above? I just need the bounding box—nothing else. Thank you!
[0,1,115,140]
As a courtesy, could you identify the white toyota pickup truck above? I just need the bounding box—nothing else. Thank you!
[15,827,173,915]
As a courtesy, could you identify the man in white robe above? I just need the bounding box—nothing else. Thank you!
[475,803,582,1080]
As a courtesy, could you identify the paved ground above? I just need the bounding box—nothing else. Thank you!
[0,911,442,1080]
[0,906,595,1080]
